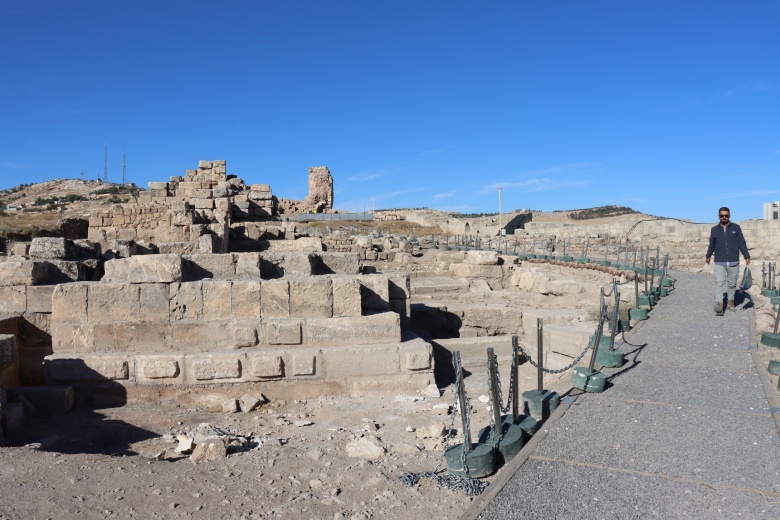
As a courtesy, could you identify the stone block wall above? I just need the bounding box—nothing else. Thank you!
[44,253,425,397]
[88,160,280,255]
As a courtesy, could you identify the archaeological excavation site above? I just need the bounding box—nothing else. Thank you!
[2,161,780,519]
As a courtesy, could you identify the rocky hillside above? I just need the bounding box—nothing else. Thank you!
[0,179,140,240]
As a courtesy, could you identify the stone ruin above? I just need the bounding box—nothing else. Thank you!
[277,166,335,215]
[0,160,433,430]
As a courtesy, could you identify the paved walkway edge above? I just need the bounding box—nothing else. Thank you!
[459,306,656,520]
[459,392,579,520]
[748,312,780,437]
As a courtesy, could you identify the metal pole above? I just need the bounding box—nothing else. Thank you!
[650,258,656,291]
[762,262,767,289]
[774,306,780,335]
[655,246,660,269]
[537,318,544,393]
[511,336,519,422]
[635,273,640,308]
[487,348,503,436]
[633,248,637,269]
[609,281,619,350]
[584,239,589,258]
[588,314,604,372]
[605,237,609,262]
[644,263,649,294]
[453,352,471,449]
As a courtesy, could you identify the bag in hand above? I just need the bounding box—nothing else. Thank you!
[739,266,752,291]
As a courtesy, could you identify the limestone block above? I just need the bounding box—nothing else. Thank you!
[387,273,411,299]
[172,322,228,351]
[185,253,237,280]
[289,278,333,318]
[198,160,212,169]
[304,313,401,345]
[47,260,88,283]
[249,191,273,201]
[51,283,89,322]
[102,254,184,284]
[198,233,221,253]
[401,338,433,370]
[315,252,361,275]
[5,386,74,415]
[0,260,51,286]
[0,286,26,315]
[29,237,69,260]
[261,280,290,318]
[264,319,302,345]
[46,354,131,382]
[148,181,168,190]
[169,282,203,321]
[230,323,259,348]
[451,263,503,279]
[322,346,399,378]
[248,354,284,379]
[202,281,233,321]
[193,198,215,210]
[139,284,170,323]
[136,355,182,382]
[292,354,317,376]
[231,281,261,320]
[250,184,271,192]
[361,275,390,311]
[88,283,140,323]
[294,237,324,252]
[235,253,261,279]
[465,250,499,265]
[186,353,243,382]
[331,277,362,317]
[92,322,170,352]
[51,322,94,353]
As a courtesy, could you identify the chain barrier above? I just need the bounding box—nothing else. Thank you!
[515,339,592,374]
[399,355,489,496]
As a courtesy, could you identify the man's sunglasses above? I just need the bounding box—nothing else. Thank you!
[719,214,730,218]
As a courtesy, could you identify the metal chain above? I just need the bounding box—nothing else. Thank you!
[399,356,489,496]
[515,341,591,374]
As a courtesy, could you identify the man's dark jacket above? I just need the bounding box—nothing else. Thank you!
[706,222,750,263]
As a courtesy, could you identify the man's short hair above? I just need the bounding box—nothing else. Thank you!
[719,206,730,214]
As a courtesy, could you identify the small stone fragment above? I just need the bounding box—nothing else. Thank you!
[294,420,314,427]
[345,437,385,461]
[222,398,239,413]
[422,383,442,397]
[239,394,263,413]
[190,439,228,463]
[174,435,194,454]
[416,422,447,439]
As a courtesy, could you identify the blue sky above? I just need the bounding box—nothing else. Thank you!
[1,1,778,222]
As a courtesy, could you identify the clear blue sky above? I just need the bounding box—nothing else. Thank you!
[1,1,778,222]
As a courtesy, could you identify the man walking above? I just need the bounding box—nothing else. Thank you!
[705,207,751,316]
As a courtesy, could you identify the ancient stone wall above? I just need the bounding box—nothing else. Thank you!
[304,166,334,212]
[88,160,279,255]
[43,253,428,399]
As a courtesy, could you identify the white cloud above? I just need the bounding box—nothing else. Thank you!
[346,171,387,182]
[433,191,454,200]
[481,178,588,195]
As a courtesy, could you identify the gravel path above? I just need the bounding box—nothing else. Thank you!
[478,270,780,519]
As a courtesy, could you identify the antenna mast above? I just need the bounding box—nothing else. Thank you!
[103,145,108,183]
[122,150,126,185]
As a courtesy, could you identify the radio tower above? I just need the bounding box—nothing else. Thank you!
[122,150,127,185]
[103,145,108,183]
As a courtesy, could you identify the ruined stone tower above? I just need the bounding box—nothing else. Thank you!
[304,166,334,213]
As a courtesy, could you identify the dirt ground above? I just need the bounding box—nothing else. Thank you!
[0,364,574,520]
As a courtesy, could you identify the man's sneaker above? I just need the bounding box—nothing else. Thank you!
[714,302,724,316]
[728,300,737,312]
